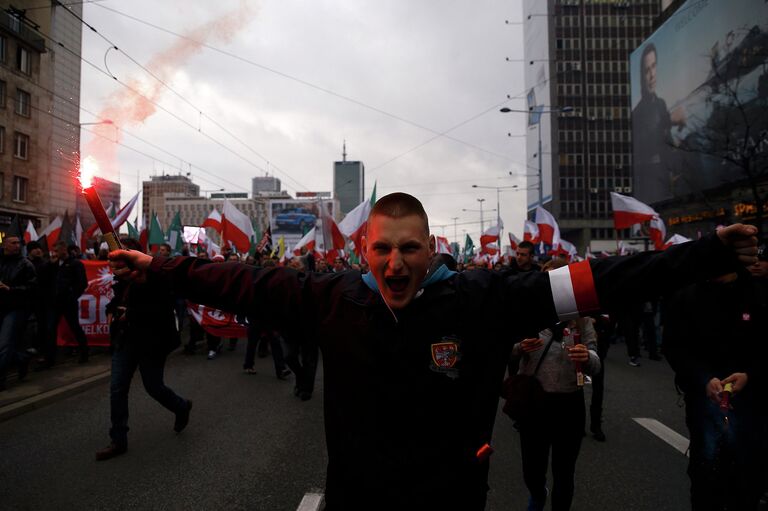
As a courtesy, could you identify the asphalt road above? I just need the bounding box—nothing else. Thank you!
[0,340,694,510]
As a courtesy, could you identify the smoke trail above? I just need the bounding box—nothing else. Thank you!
[84,0,257,179]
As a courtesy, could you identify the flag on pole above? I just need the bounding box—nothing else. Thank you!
[201,208,223,233]
[480,223,502,255]
[292,226,317,256]
[609,192,657,230]
[535,207,560,247]
[221,200,254,253]
[24,220,38,244]
[338,183,377,256]
[255,226,272,255]
[463,234,474,263]
[649,216,666,250]
[126,221,140,240]
[663,233,691,249]
[167,211,184,254]
[75,215,86,252]
[508,232,520,251]
[523,220,540,243]
[148,213,165,251]
[435,236,452,255]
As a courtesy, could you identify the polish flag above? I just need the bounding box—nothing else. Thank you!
[201,208,223,233]
[41,216,63,247]
[339,196,373,256]
[292,226,317,256]
[663,233,691,249]
[535,207,560,247]
[523,220,540,243]
[221,199,254,253]
[317,212,346,262]
[508,232,520,251]
[547,260,600,321]
[480,223,502,255]
[552,239,577,261]
[85,192,140,238]
[610,192,657,230]
[649,216,666,250]
[24,220,38,244]
[436,236,452,255]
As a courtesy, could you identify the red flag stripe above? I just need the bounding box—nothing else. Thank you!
[547,261,599,321]
[613,210,655,230]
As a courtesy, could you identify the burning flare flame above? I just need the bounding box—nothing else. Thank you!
[79,155,99,189]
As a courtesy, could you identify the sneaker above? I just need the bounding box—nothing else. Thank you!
[95,442,127,461]
[174,400,192,433]
[628,357,641,367]
[207,350,217,360]
[584,375,592,385]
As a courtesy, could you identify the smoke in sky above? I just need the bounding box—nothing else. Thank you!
[84,1,256,180]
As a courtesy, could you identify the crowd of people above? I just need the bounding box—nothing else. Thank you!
[1,190,767,509]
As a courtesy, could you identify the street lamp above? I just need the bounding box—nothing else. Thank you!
[471,184,520,245]
[462,203,496,234]
[500,106,573,209]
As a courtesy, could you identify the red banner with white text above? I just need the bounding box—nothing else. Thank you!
[57,261,114,346]
[187,302,248,338]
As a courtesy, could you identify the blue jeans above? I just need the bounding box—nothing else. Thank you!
[685,393,763,510]
[0,310,26,383]
[109,344,187,445]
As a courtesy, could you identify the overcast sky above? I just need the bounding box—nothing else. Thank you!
[79,0,528,243]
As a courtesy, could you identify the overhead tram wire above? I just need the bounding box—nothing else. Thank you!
[89,3,515,163]
[26,11,310,195]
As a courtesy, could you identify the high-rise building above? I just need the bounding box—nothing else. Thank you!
[0,2,83,234]
[522,0,661,252]
[142,174,200,225]
[252,175,281,196]
[333,144,364,216]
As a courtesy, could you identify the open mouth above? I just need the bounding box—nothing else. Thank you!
[385,275,410,293]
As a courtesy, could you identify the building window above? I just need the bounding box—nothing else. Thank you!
[0,36,6,63]
[15,89,30,117]
[17,46,30,75]
[12,176,28,202]
[8,12,20,32]
[0,126,4,153]
[14,132,29,160]
[0,81,5,108]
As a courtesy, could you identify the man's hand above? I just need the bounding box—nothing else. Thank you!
[722,372,748,394]
[716,224,758,265]
[706,377,723,404]
[519,337,544,353]
[567,344,589,363]
[108,250,153,281]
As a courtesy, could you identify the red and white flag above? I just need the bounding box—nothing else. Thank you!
[24,220,38,244]
[201,208,223,233]
[552,239,577,261]
[75,215,86,252]
[435,236,452,255]
[41,216,63,247]
[663,233,691,249]
[508,232,520,251]
[317,212,346,262]
[292,226,317,256]
[85,192,140,238]
[610,192,657,230]
[535,207,560,247]
[338,194,374,256]
[480,222,502,255]
[221,199,254,253]
[523,220,540,243]
[547,260,600,321]
[649,216,666,250]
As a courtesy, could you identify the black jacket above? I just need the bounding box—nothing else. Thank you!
[106,279,180,356]
[148,234,737,510]
[0,253,36,310]
[53,257,87,306]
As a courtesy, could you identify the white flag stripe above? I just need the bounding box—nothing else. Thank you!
[548,266,580,321]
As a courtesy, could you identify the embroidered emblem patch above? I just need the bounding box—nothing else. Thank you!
[742,312,751,321]
[430,337,462,379]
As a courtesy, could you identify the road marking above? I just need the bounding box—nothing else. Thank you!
[633,417,689,456]
[296,492,324,511]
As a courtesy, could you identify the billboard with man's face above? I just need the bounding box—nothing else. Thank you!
[631,0,768,204]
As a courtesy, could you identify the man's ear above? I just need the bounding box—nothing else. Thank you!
[429,234,436,256]
[361,235,368,258]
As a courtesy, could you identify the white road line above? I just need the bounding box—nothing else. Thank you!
[633,417,690,456]
[296,492,324,511]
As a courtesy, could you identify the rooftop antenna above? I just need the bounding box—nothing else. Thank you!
[342,140,347,162]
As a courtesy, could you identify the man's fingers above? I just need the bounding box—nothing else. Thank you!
[730,237,758,249]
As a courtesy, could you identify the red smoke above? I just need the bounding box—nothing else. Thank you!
[84,1,256,180]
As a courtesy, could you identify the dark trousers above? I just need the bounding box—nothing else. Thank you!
[50,301,88,362]
[589,335,610,428]
[187,319,220,352]
[284,340,319,394]
[519,391,585,511]
[684,393,763,510]
[0,310,25,383]
[641,312,658,358]
[109,344,187,445]
[619,313,640,359]
[244,325,286,376]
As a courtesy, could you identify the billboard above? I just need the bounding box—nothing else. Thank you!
[631,0,768,204]
[269,198,336,249]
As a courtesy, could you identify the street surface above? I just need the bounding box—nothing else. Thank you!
[0,341,693,510]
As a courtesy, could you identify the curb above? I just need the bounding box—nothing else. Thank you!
[0,369,111,423]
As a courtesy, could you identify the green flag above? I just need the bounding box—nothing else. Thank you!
[166,211,184,254]
[126,221,140,240]
[249,219,262,257]
[370,181,377,204]
[148,212,165,249]
[463,234,474,263]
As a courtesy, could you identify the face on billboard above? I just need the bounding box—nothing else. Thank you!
[643,49,656,95]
